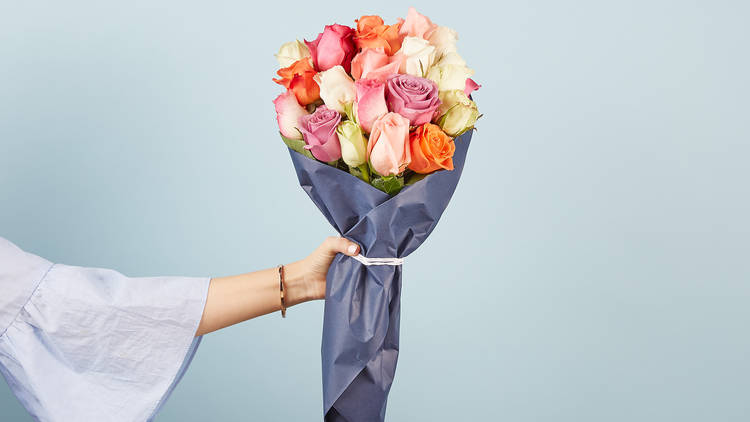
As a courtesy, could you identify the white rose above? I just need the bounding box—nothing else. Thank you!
[314,65,356,114]
[428,26,458,58]
[437,90,479,137]
[275,40,310,68]
[426,53,474,91]
[437,51,466,67]
[396,36,436,77]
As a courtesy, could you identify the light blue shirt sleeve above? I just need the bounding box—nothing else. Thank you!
[0,237,211,421]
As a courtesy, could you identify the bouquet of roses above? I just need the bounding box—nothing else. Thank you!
[272,7,480,421]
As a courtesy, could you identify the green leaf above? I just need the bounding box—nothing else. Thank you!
[406,173,428,185]
[372,175,404,195]
[279,133,315,160]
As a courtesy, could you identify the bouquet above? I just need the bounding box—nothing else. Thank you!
[272,7,480,421]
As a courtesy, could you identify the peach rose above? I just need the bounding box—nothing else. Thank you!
[354,15,405,55]
[399,7,437,39]
[367,112,411,176]
[350,48,403,82]
[273,58,320,105]
[407,123,455,174]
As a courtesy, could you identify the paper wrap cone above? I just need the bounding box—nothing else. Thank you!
[288,131,472,421]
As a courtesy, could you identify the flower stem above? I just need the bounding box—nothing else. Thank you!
[358,164,370,183]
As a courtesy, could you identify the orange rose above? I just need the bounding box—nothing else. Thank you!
[407,123,455,174]
[354,15,404,56]
[273,58,320,105]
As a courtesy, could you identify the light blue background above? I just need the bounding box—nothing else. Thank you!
[1,1,749,420]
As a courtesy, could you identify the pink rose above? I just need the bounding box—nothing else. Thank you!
[385,74,441,126]
[350,48,403,82]
[367,112,411,176]
[464,78,481,96]
[273,90,308,139]
[399,7,437,39]
[298,106,342,162]
[354,78,388,133]
[305,24,356,73]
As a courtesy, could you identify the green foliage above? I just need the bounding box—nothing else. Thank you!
[279,133,314,160]
[372,175,404,195]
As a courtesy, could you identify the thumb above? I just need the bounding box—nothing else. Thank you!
[325,236,360,257]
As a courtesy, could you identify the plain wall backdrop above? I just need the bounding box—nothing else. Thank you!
[1,1,749,421]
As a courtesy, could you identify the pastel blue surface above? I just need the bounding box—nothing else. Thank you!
[1,1,749,421]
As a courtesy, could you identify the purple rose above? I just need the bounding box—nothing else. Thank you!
[298,105,342,162]
[385,74,441,126]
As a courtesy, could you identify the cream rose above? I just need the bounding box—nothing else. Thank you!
[426,52,474,91]
[394,36,436,77]
[314,65,356,114]
[427,26,458,58]
[275,40,310,68]
[336,120,368,167]
[437,90,479,137]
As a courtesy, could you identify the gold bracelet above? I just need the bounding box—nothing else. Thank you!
[278,264,287,318]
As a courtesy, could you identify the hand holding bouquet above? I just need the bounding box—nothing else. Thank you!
[272,8,480,421]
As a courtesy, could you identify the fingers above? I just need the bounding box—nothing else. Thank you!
[324,236,360,256]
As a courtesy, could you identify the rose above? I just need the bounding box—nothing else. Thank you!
[350,48,403,82]
[336,120,367,167]
[305,24,356,73]
[425,52,474,92]
[427,26,458,57]
[393,36,436,77]
[273,58,320,105]
[275,40,310,68]
[367,112,411,176]
[315,65,356,114]
[408,123,456,174]
[437,90,479,137]
[273,90,309,140]
[354,78,388,133]
[354,15,404,55]
[298,106,342,162]
[399,7,437,39]
[385,74,441,126]
[464,78,481,96]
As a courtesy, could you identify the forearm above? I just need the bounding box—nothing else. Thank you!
[195,260,309,336]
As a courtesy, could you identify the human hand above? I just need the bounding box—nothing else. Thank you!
[285,236,360,305]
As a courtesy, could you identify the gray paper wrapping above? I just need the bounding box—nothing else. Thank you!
[288,131,472,421]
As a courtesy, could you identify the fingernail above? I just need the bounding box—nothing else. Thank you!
[348,245,358,255]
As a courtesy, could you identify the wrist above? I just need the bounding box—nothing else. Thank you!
[282,260,312,307]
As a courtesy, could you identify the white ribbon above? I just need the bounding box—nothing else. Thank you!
[351,254,404,266]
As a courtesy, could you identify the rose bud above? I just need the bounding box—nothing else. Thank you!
[275,40,310,68]
[315,65,356,115]
[425,52,475,92]
[393,36,436,77]
[336,120,368,168]
[354,15,404,55]
[305,24,356,73]
[354,78,388,133]
[367,112,411,176]
[408,123,456,174]
[437,90,479,137]
[298,106,342,162]
[273,90,309,140]
[350,47,402,82]
[385,74,441,127]
[427,26,458,57]
[273,58,320,105]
